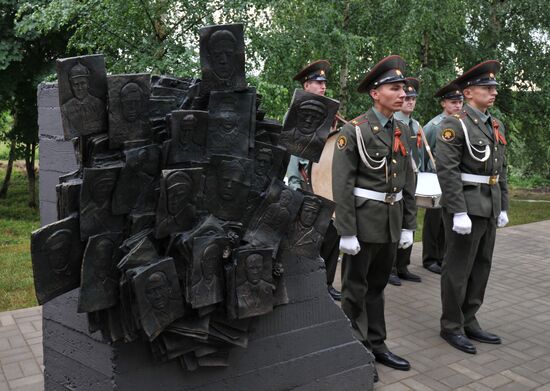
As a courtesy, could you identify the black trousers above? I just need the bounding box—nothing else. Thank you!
[422,208,446,267]
[440,210,496,333]
[393,242,413,272]
[341,241,397,353]
[320,220,339,286]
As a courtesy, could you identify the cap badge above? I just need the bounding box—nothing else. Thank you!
[320,70,325,76]
[395,69,402,76]
[489,73,495,79]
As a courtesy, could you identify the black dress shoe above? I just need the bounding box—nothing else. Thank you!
[327,285,341,301]
[425,263,442,274]
[440,331,477,354]
[397,269,422,282]
[373,351,410,371]
[465,329,502,344]
[388,273,402,286]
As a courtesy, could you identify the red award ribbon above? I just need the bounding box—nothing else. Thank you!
[492,119,507,145]
[393,128,407,156]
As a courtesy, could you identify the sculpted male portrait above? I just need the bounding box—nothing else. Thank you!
[207,91,255,157]
[200,24,246,91]
[206,157,251,221]
[155,170,197,238]
[280,89,339,162]
[30,215,84,305]
[191,242,224,308]
[133,259,184,340]
[108,74,151,148]
[237,253,274,318]
[164,110,208,165]
[113,145,160,215]
[78,236,119,313]
[80,168,123,239]
[285,196,323,256]
[60,62,106,138]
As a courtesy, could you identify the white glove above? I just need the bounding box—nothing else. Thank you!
[339,235,361,255]
[497,210,509,228]
[453,212,472,235]
[398,229,414,249]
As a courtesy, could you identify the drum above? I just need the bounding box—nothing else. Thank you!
[311,130,338,201]
[415,172,442,208]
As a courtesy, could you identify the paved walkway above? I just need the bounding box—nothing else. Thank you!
[1,220,550,390]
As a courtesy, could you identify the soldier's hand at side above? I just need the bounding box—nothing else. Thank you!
[339,236,361,255]
[497,210,509,228]
[453,212,472,235]
[398,229,414,249]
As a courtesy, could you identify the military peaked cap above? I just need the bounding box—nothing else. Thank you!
[455,60,500,89]
[293,60,330,84]
[434,81,463,100]
[357,55,407,93]
[404,77,420,97]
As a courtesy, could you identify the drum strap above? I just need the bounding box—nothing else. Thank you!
[459,119,491,162]
[417,125,436,170]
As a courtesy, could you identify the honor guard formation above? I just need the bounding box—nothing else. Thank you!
[287,56,508,382]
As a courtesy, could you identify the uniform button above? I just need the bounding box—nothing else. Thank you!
[376,152,379,156]
[393,173,397,177]
[495,171,498,174]
[478,140,483,145]
[392,159,397,164]
[393,187,397,192]
[494,146,498,151]
[494,158,498,162]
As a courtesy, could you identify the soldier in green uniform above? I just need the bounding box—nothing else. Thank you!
[421,82,464,274]
[389,77,423,285]
[332,55,416,376]
[436,60,508,354]
[285,60,342,301]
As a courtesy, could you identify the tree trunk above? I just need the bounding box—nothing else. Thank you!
[338,0,351,117]
[24,141,37,208]
[0,139,17,198]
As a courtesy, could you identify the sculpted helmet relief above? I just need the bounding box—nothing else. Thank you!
[34,24,336,371]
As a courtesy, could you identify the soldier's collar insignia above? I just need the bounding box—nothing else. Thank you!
[441,128,455,142]
[337,135,347,150]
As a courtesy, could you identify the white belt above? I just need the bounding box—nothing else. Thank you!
[461,173,499,185]
[353,187,403,204]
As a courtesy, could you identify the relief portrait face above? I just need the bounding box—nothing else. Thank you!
[296,102,326,136]
[145,272,171,310]
[217,161,246,202]
[94,238,115,281]
[245,254,264,285]
[255,152,272,175]
[299,204,320,227]
[178,114,197,147]
[120,82,143,122]
[279,189,292,207]
[70,77,90,101]
[91,172,117,204]
[208,30,237,80]
[219,107,238,135]
[45,230,72,275]
[166,173,193,215]
[201,243,221,282]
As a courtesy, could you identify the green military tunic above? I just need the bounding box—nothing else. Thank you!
[332,106,416,352]
[436,103,508,333]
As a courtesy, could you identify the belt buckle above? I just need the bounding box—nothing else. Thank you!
[489,175,498,185]
[385,193,396,205]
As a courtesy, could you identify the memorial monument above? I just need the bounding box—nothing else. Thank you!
[35,23,375,390]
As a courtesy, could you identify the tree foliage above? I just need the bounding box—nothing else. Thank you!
[5,0,550,182]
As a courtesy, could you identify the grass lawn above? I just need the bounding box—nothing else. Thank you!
[0,162,40,312]
[1,159,550,312]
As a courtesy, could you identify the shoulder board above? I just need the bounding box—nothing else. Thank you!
[350,114,368,126]
[453,111,467,119]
